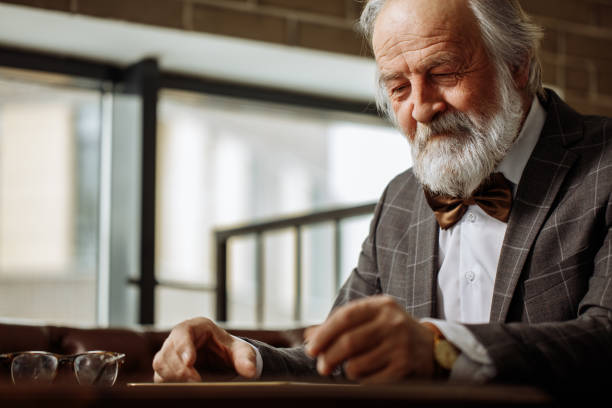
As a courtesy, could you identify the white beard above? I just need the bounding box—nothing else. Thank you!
[409,78,524,198]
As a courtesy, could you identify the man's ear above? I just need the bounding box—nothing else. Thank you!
[512,57,530,89]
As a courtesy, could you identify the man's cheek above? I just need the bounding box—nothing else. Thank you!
[398,119,416,142]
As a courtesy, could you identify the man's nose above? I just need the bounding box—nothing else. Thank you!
[410,80,446,124]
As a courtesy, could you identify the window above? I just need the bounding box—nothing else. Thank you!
[0,67,105,325]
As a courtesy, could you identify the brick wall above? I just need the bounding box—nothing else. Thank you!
[518,0,612,117]
[1,0,611,116]
[0,0,368,55]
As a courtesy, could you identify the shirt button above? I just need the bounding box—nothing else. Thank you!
[466,212,476,223]
[465,270,476,282]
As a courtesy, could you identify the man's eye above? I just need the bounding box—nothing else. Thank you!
[432,72,454,78]
[391,84,410,95]
[431,72,461,83]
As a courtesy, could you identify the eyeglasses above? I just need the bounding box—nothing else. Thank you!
[0,351,125,386]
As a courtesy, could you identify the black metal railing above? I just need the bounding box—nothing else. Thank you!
[214,203,376,323]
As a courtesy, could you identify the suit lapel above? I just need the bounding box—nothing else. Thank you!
[408,189,438,318]
[490,92,580,322]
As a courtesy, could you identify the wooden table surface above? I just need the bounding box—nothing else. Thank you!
[0,381,559,408]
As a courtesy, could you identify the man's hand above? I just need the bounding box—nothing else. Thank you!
[153,317,257,383]
[304,295,435,383]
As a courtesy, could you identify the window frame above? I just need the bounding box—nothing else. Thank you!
[0,45,378,325]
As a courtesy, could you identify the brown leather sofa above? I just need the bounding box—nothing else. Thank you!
[0,322,304,384]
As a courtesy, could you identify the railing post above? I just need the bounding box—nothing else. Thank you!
[255,232,265,325]
[334,219,342,292]
[294,225,302,322]
[215,236,228,322]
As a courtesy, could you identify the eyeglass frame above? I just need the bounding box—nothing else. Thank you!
[0,350,126,385]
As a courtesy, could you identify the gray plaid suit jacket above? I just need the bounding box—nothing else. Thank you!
[250,90,612,388]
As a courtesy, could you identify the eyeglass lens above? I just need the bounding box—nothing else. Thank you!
[11,353,58,384]
[74,354,119,386]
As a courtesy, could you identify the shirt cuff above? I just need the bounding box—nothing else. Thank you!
[420,318,497,382]
[231,335,263,378]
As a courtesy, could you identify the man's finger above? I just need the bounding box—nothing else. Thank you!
[174,332,200,366]
[153,348,203,383]
[186,317,218,348]
[303,325,319,344]
[343,341,392,381]
[152,342,186,381]
[169,332,201,374]
[306,296,390,356]
[359,364,403,384]
[315,319,383,376]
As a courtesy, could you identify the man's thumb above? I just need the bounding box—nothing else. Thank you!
[230,338,258,378]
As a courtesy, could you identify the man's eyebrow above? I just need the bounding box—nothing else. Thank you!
[416,53,462,72]
[379,71,405,84]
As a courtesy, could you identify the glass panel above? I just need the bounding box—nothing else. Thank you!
[263,228,295,327]
[157,90,410,327]
[301,223,335,325]
[0,67,103,325]
[227,235,256,325]
[124,285,141,327]
[155,287,215,329]
[106,91,143,327]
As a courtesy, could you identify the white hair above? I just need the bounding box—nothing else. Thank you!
[358,0,544,125]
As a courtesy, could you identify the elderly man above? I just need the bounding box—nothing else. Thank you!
[153,0,611,388]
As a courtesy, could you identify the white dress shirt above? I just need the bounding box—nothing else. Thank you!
[422,96,546,381]
[245,96,546,381]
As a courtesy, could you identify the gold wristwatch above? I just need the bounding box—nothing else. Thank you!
[422,322,461,377]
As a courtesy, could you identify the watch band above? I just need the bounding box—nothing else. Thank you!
[421,322,461,378]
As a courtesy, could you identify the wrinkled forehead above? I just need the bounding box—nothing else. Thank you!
[371,0,481,59]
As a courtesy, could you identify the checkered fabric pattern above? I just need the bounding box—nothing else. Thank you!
[253,90,612,387]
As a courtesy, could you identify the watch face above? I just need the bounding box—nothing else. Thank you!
[434,339,460,370]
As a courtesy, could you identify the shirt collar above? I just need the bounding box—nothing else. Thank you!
[496,96,546,189]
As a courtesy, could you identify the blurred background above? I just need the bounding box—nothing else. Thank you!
[0,0,610,330]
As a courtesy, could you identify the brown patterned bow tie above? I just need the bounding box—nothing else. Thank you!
[424,172,513,230]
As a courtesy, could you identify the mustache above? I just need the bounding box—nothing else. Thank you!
[414,111,477,141]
